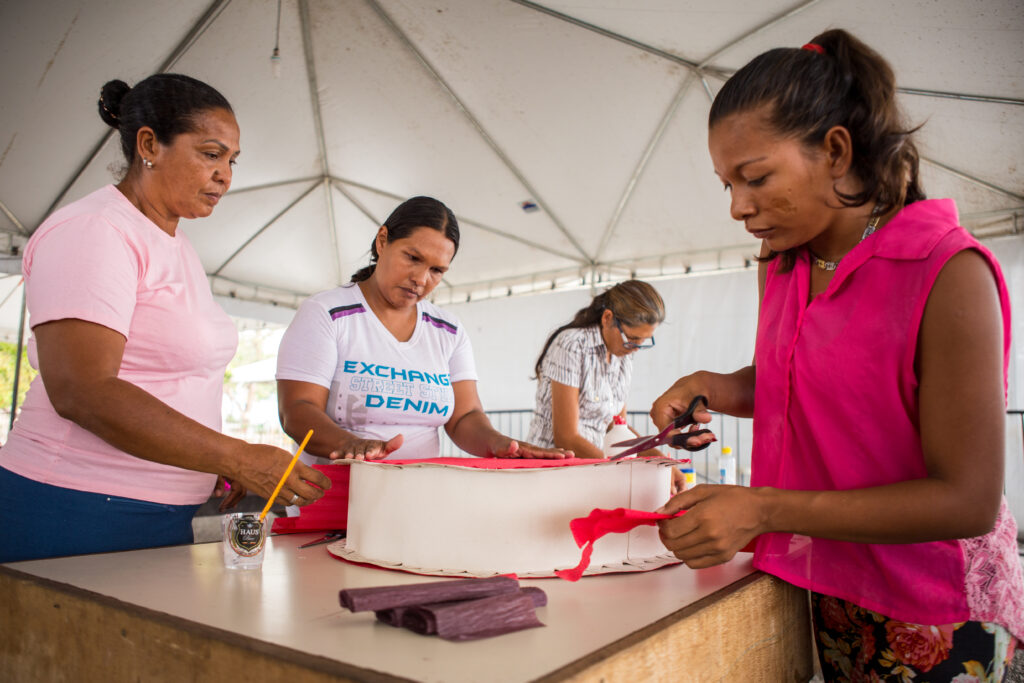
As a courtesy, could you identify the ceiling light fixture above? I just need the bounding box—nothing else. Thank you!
[270,0,283,78]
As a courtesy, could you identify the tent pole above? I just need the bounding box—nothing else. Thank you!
[40,0,231,227]
[509,0,703,72]
[0,199,28,237]
[921,157,1024,203]
[329,179,382,228]
[224,176,321,196]
[594,72,696,262]
[298,0,342,285]
[367,0,593,264]
[697,0,824,69]
[9,283,26,432]
[897,88,1024,107]
[212,181,319,276]
[331,176,585,263]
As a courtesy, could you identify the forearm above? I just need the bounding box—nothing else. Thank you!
[53,376,245,479]
[279,399,362,459]
[693,367,756,418]
[553,432,604,459]
[447,410,505,457]
[653,366,756,431]
[758,476,1001,544]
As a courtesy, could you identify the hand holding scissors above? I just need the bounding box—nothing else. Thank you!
[608,395,715,461]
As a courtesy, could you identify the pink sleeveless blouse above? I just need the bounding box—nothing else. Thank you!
[752,199,1023,640]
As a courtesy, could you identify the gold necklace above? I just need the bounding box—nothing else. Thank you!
[809,213,882,271]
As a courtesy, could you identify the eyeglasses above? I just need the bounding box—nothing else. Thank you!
[614,318,655,350]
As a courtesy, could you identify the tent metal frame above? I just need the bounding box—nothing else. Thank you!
[922,157,1024,204]
[213,180,320,276]
[329,176,585,262]
[5,0,1023,264]
[40,0,233,226]
[5,0,1024,418]
[3,0,1023,413]
[366,0,593,265]
[298,0,343,285]
[0,199,28,237]
[513,0,1024,108]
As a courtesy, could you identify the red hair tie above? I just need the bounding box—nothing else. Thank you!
[802,43,825,54]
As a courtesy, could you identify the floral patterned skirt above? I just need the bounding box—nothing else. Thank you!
[810,592,1016,682]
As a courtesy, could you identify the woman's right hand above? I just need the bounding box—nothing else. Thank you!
[650,373,716,450]
[329,434,404,461]
[229,443,332,507]
[652,368,756,429]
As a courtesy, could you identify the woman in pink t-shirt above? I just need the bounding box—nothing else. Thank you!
[0,74,329,563]
[651,29,1022,679]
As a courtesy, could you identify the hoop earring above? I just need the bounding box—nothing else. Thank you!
[142,159,154,170]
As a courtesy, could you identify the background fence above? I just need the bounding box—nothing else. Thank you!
[442,409,1024,501]
[439,409,755,486]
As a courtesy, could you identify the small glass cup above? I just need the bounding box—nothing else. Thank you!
[221,512,268,570]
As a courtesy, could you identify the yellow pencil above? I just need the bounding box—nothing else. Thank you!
[259,429,313,522]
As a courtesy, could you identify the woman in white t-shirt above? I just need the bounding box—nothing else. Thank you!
[276,196,571,464]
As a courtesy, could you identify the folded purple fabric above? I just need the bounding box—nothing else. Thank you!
[520,586,547,608]
[340,576,518,612]
[373,585,547,629]
[373,606,409,627]
[402,592,544,641]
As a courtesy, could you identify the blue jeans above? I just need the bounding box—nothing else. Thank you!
[0,466,201,563]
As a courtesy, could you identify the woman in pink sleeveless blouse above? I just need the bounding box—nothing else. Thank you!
[651,29,1022,680]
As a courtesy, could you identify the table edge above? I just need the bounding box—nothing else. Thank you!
[0,564,412,683]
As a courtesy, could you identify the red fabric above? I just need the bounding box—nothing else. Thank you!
[385,457,596,468]
[272,458,634,534]
[555,507,757,581]
[270,465,349,534]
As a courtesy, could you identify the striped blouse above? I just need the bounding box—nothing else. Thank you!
[526,326,633,449]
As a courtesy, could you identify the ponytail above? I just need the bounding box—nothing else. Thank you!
[349,196,458,283]
[350,263,376,283]
[533,294,608,378]
[533,280,664,378]
[710,28,924,271]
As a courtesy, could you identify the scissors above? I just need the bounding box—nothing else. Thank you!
[298,531,346,548]
[608,395,714,461]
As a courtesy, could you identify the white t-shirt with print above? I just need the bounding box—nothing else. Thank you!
[276,283,478,461]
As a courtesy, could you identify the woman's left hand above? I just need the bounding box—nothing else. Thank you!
[656,484,764,568]
[670,467,684,495]
[486,437,573,459]
[213,475,247,512]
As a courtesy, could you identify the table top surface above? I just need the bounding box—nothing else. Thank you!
[4,533,756,683]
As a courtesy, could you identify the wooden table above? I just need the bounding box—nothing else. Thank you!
[1,534,812,682]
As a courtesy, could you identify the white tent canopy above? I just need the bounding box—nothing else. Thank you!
[1,0,1022,324]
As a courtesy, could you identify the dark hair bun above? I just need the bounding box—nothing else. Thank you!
[98,79,131,129]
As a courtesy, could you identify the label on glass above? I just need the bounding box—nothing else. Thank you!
[229,515,266,556]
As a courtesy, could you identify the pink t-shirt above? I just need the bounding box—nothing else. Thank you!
[752,199,1023,639]
[0,185,238,505]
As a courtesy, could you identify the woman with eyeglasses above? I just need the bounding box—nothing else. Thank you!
[527,280,708,459]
